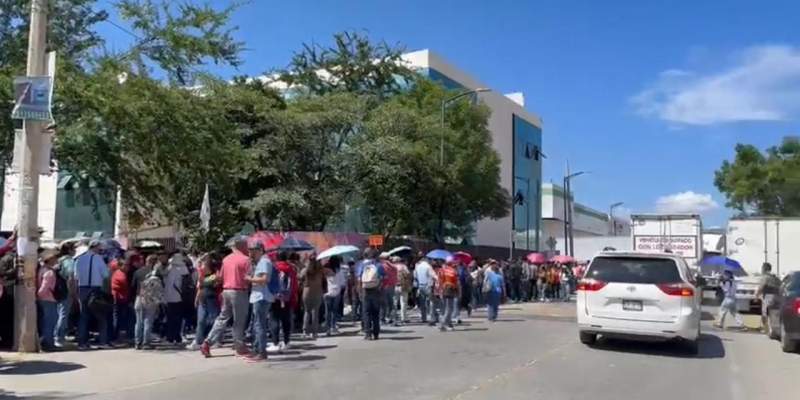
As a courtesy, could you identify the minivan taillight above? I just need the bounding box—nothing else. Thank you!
[794,299,800,316]
[577,279,607,291]
[657,283,694,297]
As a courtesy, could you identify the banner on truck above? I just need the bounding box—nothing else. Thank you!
[633,235,698,258]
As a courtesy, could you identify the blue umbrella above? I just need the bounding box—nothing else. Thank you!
[701,255,743,270]
[278,236,315,251]
[426,249,453,261]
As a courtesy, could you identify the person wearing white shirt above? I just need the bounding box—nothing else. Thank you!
[414,258,435,323]
[324,256,347,336]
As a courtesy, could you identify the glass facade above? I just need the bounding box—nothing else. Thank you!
[512,114,543,251]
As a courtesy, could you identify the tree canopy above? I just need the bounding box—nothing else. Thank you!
[715,137,800,216]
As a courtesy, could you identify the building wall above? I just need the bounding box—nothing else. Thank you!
[403,50,544,249]
[1,172,58,240]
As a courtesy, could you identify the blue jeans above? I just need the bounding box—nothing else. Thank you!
[194,296,220,345]
[440,296,458,329]
[251,300,270,356]
[429,295,442,324]
[55,298,72,342]
[486,292,500,321]
[78,287,108,346]
[362,289,382,339]
[416,287,430,322]
[38,300,58,348]
[134,299,157,346]
[381,288,395,322]
[324,294,341,332]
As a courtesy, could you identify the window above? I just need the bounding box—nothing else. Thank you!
[587,257,682,284]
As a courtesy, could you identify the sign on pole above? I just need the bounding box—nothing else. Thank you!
[368,235,384,247]
[11,76,53,121]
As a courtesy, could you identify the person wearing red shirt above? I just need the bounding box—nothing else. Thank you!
[110,258,134,344]
[200,236,252,358]
[380,254,398,325]
[267,251,298,353]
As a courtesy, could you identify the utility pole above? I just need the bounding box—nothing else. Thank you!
[13,0,49,353]
[567,177,575,257]
[562,176,568,256]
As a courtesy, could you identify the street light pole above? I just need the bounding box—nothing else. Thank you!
[14,0,49,353]
[609,202,624,236]
[437,87,490,243]
[563,170,587,257]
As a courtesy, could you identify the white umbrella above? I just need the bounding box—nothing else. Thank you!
[387,245,412,256]
[135,240,164,249]
[316,245,360,260]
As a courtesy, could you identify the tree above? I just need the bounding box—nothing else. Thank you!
[715,137,800,216]
[349,79,510,241]
[274,30,415,100]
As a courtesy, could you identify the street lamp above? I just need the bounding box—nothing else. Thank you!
[563,170,588,257]
[436,87,491,244]
[440,87,491,165]
[609,202,624,236]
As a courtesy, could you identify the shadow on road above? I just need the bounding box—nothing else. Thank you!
[590,333,726,359]
[0,360,85,375]
[457,327,489,332]
[382,336,424,341]
[290,344,338,351]
[272,354,326,362]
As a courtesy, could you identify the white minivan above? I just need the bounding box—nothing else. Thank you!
[576,252,702,353]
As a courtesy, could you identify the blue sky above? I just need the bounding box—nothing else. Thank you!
[100,0,800,226]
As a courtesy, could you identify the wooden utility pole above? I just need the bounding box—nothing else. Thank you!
[13,0,49,353]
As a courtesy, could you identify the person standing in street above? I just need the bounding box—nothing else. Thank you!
[714,270,744,330]
[188,254,221,351]
[438,260,461,331]
[456,261,473,323]
[73,240,110,350]
[267,251,298,353]
[380,254,398,325]
[163,253,189,345]
[508,260,522,302]
[110,258,134,344]
[133,255,163,350]
[360,248,385,340]
[245,242,273,362]
[37,249,61,351]
[756,262,781,332]
[394,256,412,325]
[429,260,444,326]
[299,255,325,340]
[54,242,76,348]
[323,256,346,336]
[201,236,252,358]
[484,260,505,322]
[414,256,435,323]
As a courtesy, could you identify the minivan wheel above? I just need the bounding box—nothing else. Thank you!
[767,314,780,340]
[780,323,798,353]
[579,331,597,345]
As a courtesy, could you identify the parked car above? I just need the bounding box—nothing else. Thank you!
[765,271,800,353]
[576,252,702,354]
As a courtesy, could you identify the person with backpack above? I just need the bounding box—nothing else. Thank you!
[380,253,398,325]
[456,261,473,323]
[54,242,76,348]
[37,249,61,351]
[133,255,164,349]
[438,260,461,331]
[245,241,274,363]
[393,256,412,325]
[267,251,297,353]
[201,236,253,358]
[73,239,111,350]
[756,262,781,332]
[359,248,385,340]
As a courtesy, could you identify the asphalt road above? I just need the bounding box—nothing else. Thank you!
[77,303,798,400]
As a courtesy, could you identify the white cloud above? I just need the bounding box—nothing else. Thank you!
[632,45,800,125]
[655,191,719,214]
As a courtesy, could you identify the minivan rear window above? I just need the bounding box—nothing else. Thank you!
[586,257,681,284]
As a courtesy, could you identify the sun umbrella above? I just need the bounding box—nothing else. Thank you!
[453,251,473,265]
[316,245,360,260]
[426,249,453,261]
[249,231,284,251]
[526,252,547,265]
[279,236,315,251]
[550,255,575,264]
[387,245,413,256]
[700,256,745,277]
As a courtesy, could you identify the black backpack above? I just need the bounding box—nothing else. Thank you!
[53,272,68,302]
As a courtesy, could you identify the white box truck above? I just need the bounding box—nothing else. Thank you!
[726,218,800,277]
[631,214,704,266]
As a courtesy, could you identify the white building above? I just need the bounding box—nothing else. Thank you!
[540,183,630,255]
[402,50,544,250]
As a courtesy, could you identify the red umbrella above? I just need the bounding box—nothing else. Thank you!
[249,231,284,250]
[550,255,575,264]
[453,251,473,265]
[526,252,547,265]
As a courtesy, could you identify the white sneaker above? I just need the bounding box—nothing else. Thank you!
[186,342,200,351]
[54,340,64,348]
[266,344,280,353]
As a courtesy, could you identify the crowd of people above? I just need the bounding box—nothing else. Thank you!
[0,233,579,359]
